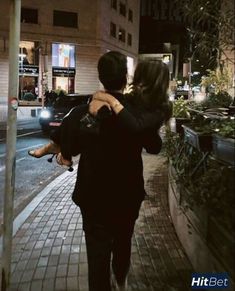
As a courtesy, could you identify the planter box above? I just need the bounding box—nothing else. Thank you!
[228,105,235,116]
[182,125,213,152]
[168,163,209,236]
[208,216,235,276]
[168,164,222,273]
[181,187,209,237]
[212,135,235,166]
[175,118,191,134]
[168,163,235,285]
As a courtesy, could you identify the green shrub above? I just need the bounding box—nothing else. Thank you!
[202,91,233,108]
[173,96,191,118]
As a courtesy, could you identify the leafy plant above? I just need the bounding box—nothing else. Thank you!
[203,92,233,108]
[173,0,235,67]
[201,68,233,94]
[214,119,235,138]
[184,110,235,138]
[173,97,191,118]
[185,162,235,228]
[54,89,67,96]
[163,127,183,165]
[22,92,36,101]
[165,126,235,229]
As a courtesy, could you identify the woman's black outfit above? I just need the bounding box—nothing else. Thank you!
[52,92,164,291]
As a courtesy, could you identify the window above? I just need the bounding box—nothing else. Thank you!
[127,33,132,46]
[53,10,78,28]
[118,28,126,42]
[111,0,117,10]
[119,2,126,17]
[21,8,38,24]
[128,9,133,22]
[19,41,39,102]
[110,22,117,38]
[19,41,39,66]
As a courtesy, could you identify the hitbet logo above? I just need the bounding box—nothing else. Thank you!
[191,273,229,289]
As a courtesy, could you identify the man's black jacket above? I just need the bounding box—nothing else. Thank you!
[58,92,163,223]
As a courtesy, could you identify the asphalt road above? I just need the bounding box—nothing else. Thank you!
[0,119,72,230]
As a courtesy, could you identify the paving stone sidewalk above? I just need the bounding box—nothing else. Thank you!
[5,153,193,291]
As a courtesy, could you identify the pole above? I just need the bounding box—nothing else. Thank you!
[67,47,70,94]
[188,32,193,99]
[187,58,193,99]
[1,1,21,290]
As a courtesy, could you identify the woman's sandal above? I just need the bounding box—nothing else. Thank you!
[56,153,73,167]
[55,153,73,172]
[28,142,60,158]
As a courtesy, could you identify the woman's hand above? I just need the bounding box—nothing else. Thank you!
[93,91,124,114]
[93,91,116,105]
[89,99,111,116]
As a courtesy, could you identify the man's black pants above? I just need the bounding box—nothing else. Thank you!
[82,214,136,291]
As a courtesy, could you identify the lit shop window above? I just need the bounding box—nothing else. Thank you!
[52,76,75,94]
[52,43,76,94]
[18,41,39,102]
[52,43,75,68]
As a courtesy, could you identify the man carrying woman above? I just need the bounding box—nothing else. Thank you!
[29,51,172,291]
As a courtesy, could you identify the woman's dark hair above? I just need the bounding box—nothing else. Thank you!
[131,60,172,121]
[98,51,127,91]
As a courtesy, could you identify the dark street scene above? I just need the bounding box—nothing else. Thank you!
[0,0,234,290]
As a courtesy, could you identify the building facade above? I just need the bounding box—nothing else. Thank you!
[0,0,140,110]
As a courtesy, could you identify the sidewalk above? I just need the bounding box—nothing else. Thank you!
[3,153,193,291]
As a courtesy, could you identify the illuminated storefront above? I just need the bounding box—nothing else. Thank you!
[0,0,140,119]
[52,43,76,94]
[19,41,39,104]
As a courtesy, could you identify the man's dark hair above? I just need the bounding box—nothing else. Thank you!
[98,51,127,91]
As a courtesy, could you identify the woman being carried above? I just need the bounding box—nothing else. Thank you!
[28,59,172,164]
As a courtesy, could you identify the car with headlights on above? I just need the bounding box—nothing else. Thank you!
[39,93,91,133]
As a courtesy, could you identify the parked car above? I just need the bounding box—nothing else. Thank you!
[39,93,91,133]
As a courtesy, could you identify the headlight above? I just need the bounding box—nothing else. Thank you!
[40,109,51,119]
